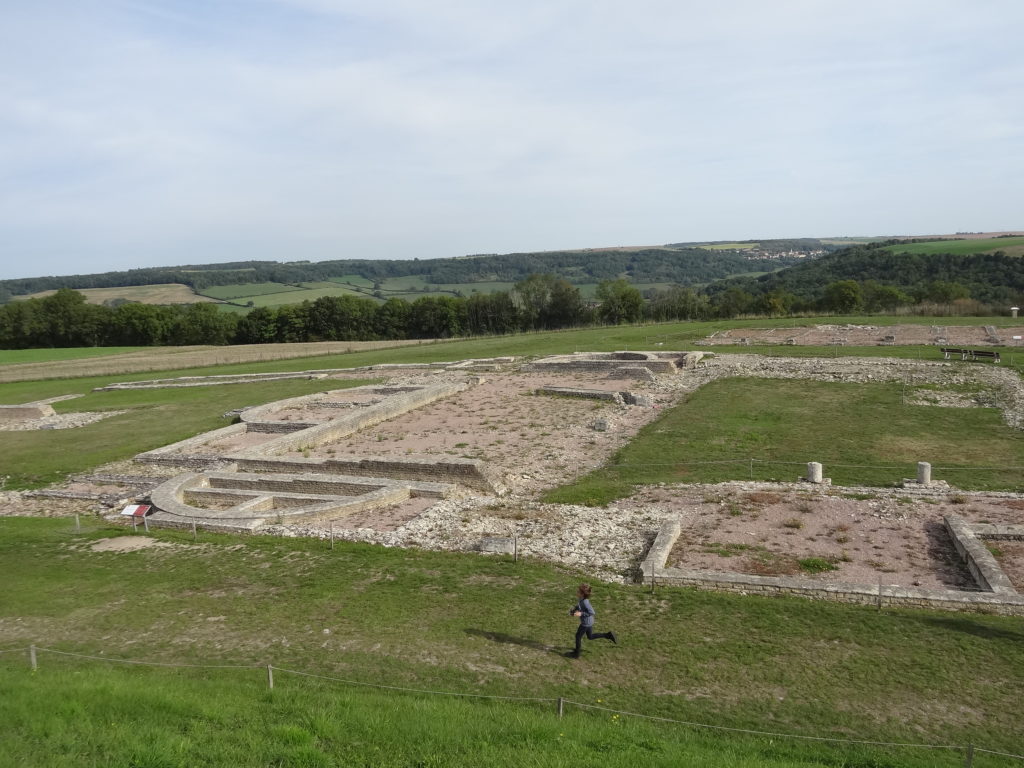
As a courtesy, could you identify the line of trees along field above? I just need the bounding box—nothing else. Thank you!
[0,277,651,349]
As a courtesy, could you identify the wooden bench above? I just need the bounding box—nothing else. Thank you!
[941,348,1001,363]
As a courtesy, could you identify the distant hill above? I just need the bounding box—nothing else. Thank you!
[708,238,1024,307]
[0,241,831,305]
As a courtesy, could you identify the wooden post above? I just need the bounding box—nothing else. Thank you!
[749,458,753,479]
[650,560,655,593]
[192,518,197,541]
[29,644,37,671]
[963,743,974,767]
[877,581,883,613]
[329,521,334,551]
[75,514,80,533]
[557,697,564,718]
[513,535,518,564]
[267,665,274,690]
[132,517,138,532]
[143,516,149,533]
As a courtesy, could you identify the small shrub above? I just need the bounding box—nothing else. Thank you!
[782,518,803,530]
[798,557,838,574]
[728,504,743,517]
[950,494,968,505]
[796,501,814,514]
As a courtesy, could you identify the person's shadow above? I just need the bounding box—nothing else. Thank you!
[464,628,563,655]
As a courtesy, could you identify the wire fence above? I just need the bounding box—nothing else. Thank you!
[2,644,1021,766]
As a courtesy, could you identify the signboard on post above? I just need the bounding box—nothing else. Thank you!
[120,504,152,532]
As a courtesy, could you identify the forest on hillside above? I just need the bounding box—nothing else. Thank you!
[0,244,818,300]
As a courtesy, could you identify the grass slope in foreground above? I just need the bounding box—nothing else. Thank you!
[0,518,1021,767]
[545,377,1024,506]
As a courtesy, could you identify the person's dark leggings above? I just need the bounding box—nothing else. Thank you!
[575,624,612,652]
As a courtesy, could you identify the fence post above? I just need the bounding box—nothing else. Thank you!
[75,514,80,533]
[330,521,334,551]
[143,515,149,533]
[557,697,564,718]
[192,518,197,541]
[877,581,883,613]
[267,665,274,690]
[964,743,974,767]
[749,458,754,479]
[29,644,37,671]
[650,560,656,593]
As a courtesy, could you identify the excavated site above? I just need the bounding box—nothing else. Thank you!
[4,330,1024,614]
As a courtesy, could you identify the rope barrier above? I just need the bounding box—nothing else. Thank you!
[8,646,1015,759]
[975,747,1024,761]
[270,665,556,702]
[564,700,963,751]
[34,647,260,669]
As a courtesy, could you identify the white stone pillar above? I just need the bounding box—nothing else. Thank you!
[917,461,931,486]
[807,462,823,484]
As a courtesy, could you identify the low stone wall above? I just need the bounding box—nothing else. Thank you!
[147,470,450,533]
[232,455,498,494]
[945,515,1018,594]
[135,422,248,467]
[639,517,1024,616]
[236,379,475,458]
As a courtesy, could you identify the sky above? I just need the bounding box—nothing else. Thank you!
[1,1,1022,280]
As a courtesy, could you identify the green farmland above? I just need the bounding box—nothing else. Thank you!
[885,236,1024,256]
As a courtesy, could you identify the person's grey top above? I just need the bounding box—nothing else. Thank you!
[575,598,595,627]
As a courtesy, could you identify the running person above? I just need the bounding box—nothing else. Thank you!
[569,583,617,657]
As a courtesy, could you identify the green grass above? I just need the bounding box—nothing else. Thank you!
[884,236,1024,256]
[0,378,371,489]
[0,517,1021,766]
[0,347,150,364]
[200,282,309,301]
[544,377,1024,505]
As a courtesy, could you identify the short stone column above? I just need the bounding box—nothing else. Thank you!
[917,461,932,486]
[806,462,823,484]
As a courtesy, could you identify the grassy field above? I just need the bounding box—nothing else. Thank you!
[14,283,217,305]
[545,377,1024,505]
[199,282,310,301]
[884,236,1024,256]
[0,346,150,365]
[0,378,370,489]
[0,517,1021,766]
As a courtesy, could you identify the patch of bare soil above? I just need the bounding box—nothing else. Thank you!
[90,536,172,552]
[636,485,1024,590]
[993,541,1024,590]
[299,371,675,496]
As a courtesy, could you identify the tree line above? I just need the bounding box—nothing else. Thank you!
[0,278,654,349]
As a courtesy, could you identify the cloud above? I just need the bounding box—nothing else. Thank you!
[1,0,1022,277]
